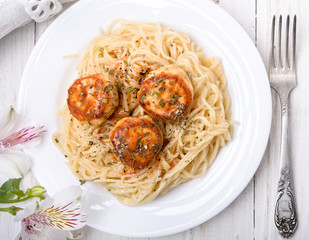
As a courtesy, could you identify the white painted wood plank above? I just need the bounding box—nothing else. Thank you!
[0,22,35,239]
[219,0,256,41]
[255,0,309,239]
[0,22,35,108]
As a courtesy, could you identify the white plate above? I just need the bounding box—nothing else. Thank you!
[18,0,271,237]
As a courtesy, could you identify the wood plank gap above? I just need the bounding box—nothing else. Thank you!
[253,1,257,240]
[255,0,257,46]
[34,22,37,45]
[253,1,257,239]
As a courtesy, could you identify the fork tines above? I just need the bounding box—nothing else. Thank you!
[271,15,297,69]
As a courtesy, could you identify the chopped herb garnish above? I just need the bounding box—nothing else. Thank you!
[138,141,142,148]
[179,104,186,110]
[102,99,108,104]
[143,68,148,73]
[99,47,103,52]
[155,79,163,87]
[135,76,140,81]
[140,93,146,103]
[188,72,192,78]
[169,98,176,105]
[116,118,121,121]
[79,180,86,185]
[104,86,111,92]
[103,134,109,139]
[126,87,135,93]
[155,92,160,97]
[116,83,123,90]
[108,70,114,75]
[159,100,165,107]
[150,90,154,96]
[124,60,131,66]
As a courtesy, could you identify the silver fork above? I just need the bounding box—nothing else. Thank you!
[270,15,297,238]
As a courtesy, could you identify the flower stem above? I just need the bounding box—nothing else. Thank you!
[0,196,32,204]
[0,206,22,215]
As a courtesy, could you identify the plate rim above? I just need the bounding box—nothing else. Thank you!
[17,0,272,237]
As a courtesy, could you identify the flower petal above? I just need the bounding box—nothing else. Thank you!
[27,186,87,230]
[16,218,74,240]
[0,107,45,152]
[0,107,24,140]
[1,126,45,152]
[0,151,31,186]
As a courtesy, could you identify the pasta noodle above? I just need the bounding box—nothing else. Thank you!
[53,20,232,206]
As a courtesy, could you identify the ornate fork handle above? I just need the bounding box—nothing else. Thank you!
[274,94,297,238]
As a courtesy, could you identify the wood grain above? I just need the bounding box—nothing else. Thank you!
[0,21,35,240]
[255,0,309,239]
[1,0,309,239]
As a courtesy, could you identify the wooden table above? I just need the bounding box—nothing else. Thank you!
[1,0,309,239]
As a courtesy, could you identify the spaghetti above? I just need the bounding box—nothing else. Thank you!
[53,20,232,206]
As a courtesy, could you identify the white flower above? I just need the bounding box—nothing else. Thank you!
[16,186,87,240]
[0,107,45,186]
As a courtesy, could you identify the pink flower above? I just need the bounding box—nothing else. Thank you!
[0,126,45,152]
[16,186,87,240]
[0,107,45,153]
[0,107,45,186]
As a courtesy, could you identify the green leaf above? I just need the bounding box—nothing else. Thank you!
[0,178,22,201]
[10,190,25,198]
[12,178,22,191]
[0,178,46,203]
[0,191,13,201]
[0,178,21,191]
[0,206,22,216]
